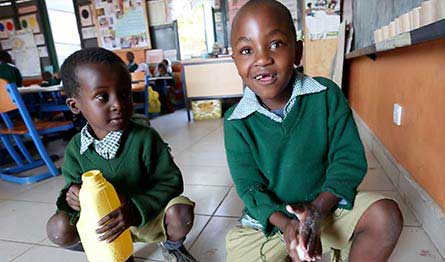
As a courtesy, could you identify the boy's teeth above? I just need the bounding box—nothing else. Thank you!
[255,75,263,80]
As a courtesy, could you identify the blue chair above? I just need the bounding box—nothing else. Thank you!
[0,79,73,184]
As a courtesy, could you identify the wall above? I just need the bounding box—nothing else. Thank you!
[347,39,445,210]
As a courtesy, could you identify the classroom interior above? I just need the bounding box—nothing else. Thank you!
[0,0,444,261]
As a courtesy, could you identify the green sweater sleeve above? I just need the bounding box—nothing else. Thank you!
[56,137,82,224]
[130,129,183,227]
[224,115,287,236]
[316,78,367,209]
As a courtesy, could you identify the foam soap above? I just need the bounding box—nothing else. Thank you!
[77,170,133,262]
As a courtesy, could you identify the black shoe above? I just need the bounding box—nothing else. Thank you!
[160,243,198,262]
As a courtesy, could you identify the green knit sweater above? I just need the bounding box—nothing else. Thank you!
[0,63,22,86]
[224,77,367,235]
[56,120,183,226]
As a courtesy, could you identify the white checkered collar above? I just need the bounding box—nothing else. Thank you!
[228,71,327,122]
[80,124,123,160]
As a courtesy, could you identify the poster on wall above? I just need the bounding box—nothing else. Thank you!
[0,19,16,39]
[93,0,151,50]
[10,31,41,77]
[79,5,94,27]
[305,0,340,40]
[19,14,40,34]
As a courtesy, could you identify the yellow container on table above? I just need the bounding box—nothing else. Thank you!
[191,99,222,120]
[77,170,133,262]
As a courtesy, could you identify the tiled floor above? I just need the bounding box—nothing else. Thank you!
[0,110,443,262]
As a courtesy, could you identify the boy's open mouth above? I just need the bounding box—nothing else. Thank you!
[110,117,124,124]
[253,73,277,84]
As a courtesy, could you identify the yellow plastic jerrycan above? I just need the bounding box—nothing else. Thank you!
[76,170,133,262]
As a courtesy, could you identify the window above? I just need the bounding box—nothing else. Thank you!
[45,0,80,66]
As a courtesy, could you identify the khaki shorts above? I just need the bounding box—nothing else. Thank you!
[226,192,394,262]
[130,196,195,243]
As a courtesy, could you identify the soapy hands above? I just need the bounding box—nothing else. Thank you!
[285,204,323,261]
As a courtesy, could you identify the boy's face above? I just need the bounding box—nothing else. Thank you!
[67,63,133,140]
[231,6,300,106]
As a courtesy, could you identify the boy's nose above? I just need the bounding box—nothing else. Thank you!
[254,50,273,67]
[110,98,123,112]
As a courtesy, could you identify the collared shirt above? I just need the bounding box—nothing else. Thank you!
[228,71,327,122]
[80,125,123,160]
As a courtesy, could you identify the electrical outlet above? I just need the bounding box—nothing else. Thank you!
[393,103,403,126]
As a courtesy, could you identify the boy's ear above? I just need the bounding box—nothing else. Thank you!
[294,40,303,66]
[66,97,81,115]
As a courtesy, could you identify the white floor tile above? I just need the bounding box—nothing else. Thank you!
[215,187,244,217]
[183,185,229,215]
[175,146,227,167]
[0,240,34,262]
[389,227,444,262]
[0,200,55,243]
[181,165,233,186]
[366,151,381,169]
[0,181,36,200]
[358,167,396,191]
[190,217,239,262]
[12,176,65,203]
[12,245,87,262]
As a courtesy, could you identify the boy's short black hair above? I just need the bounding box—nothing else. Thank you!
[60,47,128,97]
[231,0,296,41]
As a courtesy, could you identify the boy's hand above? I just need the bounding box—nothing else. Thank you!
[283,218,301,261]
[96,200,133,243]
[287,204,322,261]
[66,184,81,211]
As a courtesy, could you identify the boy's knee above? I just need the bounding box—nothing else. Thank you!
[165,204,194,228]
[365,199,403,241]
[46,212,80,247]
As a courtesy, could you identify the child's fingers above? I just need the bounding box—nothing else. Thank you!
[96,218,119,234]
[99,222,125,243]
[314,238,322,260]
[306,231,317,258]
[97,208,119,226]
[288,239,298,261]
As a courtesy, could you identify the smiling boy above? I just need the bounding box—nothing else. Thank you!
[224,1,403,261]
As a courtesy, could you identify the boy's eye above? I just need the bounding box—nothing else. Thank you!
[270,41,283,49]
[240,48,252,55]
[95,94,108,102]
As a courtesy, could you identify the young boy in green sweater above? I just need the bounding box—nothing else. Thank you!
[224,1,403,261]
[46,47,197,262]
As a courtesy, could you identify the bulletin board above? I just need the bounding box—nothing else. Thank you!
[93,0,151,50]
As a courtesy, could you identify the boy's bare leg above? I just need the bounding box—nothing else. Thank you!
[349,199,403,262]
[46,212,80,248]
[164,204,194,241]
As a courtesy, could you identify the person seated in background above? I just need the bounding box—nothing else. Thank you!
[41,71,60,87]
[134,62,152,77]
[154,59,172,77]
[126,51,138,73]
[156,62,171,77]
[0,50,22,86]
